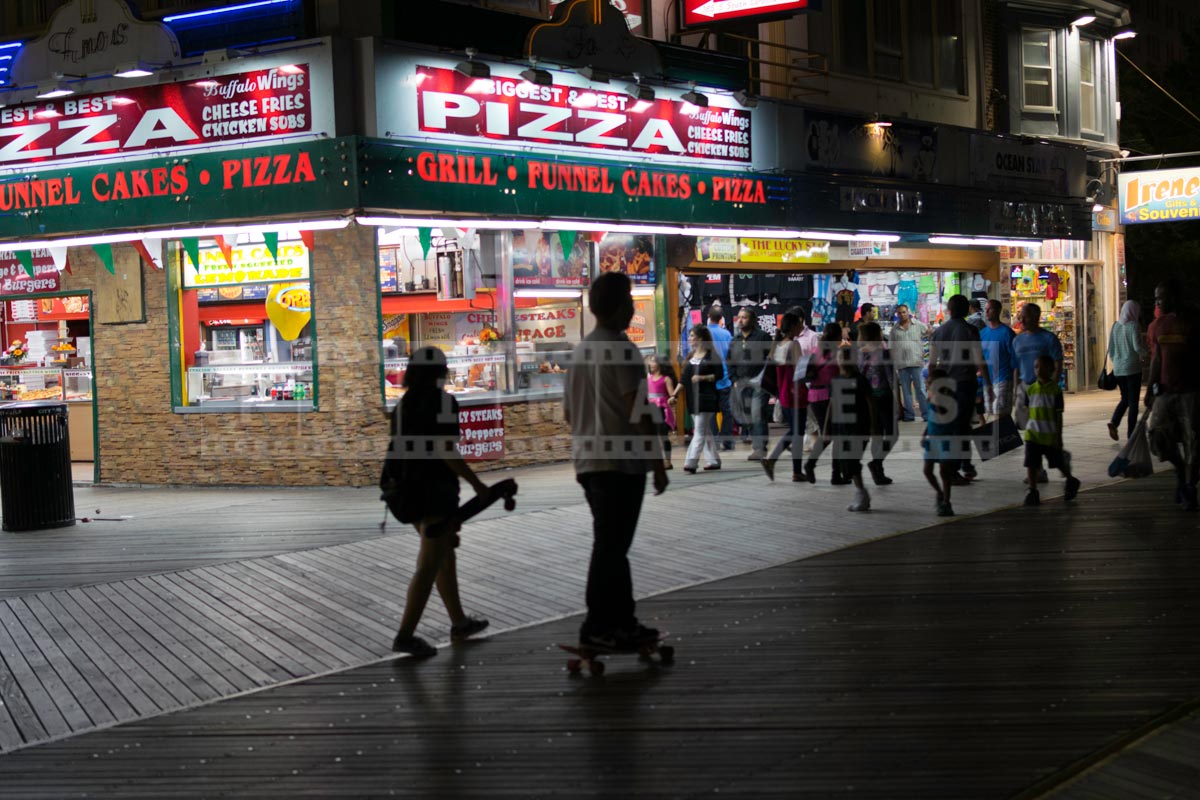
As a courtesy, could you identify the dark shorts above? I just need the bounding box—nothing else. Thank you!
[1024,441,1065,471]
[923,435,957,462]
[385,479,460,535]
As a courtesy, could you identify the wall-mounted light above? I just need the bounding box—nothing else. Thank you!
[1113,29,1137,40]
[579,66,609,83]
[35,80,74,99]
[681,83,709,107]
[1071,14,1096,27]
[455,47,490,79]
[520,58,553,87]
[113,61,155,78]
[864,113,892,129]
[733,89,758,108]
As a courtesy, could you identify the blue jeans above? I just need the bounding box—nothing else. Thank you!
[709,385,734,448]
[897,366,928,420]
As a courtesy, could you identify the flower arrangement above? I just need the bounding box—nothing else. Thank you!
[478,325,502,351]
[3,339,26,364]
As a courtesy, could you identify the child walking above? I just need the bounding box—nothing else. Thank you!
[922,368,958,517]
[825,347,875,512]
[646,353,679,470]
[1023,355,1081,506]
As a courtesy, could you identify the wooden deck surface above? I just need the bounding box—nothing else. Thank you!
[0,474,1196,798]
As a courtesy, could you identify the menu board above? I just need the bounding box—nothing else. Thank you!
[512,230,591,288]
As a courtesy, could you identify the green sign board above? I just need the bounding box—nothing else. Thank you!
[0,138,358,241]
[358,140,794,229]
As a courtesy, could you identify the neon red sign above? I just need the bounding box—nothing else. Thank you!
[683,0,810,27]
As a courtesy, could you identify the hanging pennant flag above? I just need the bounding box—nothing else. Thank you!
[417,227,433,259]
[587,230,607,244]
[14,250,34,278]
[132,237,164,270]
[213,235,235,270]
[93,243,115,275]
[181,237,201,272]
[48,246,70,275]
[262,231,280,264]
[557,230,577,261]
[299,230,315,251]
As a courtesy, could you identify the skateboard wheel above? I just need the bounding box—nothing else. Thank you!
[589,660,605,676]
[566,659,582,673]
[658,646,675,664]
[503,497,516,511]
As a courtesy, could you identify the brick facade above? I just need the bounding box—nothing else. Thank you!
[57,224,571,487]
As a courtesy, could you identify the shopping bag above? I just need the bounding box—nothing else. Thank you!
[1108,418,1154,478]
[973,414,1023,461]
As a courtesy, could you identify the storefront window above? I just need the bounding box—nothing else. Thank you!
[174,237,316,412]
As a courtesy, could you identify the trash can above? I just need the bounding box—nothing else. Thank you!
[0,402,75,532]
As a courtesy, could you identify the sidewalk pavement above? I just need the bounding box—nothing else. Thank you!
[0,469,1196,798]
[0,391,1188,756]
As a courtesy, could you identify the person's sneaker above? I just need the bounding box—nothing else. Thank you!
[831,472,852,485]
[936,502,955,517]
[1183,484,1199,512]
[792,473,806,482]
[1024,489,1040,507]
[391,633,437,657]
[961,464,978,480]
[450,616,489,642]
[949,473,972,486]
[1107,422,1119,441]
[625,624,660,644]
[1064,477,1081,502]
[847,489,871,512]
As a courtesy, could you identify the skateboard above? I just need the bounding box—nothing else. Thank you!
[423,478,518,539]
[558,635,674,676]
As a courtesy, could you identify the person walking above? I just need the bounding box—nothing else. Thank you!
[646,353,679,470]
[857,322,897,485]
[564,272,669,651]
[922,368,958,517]
[889,303,929,422]
[801,323,846,484]
[386,347,506,658]
[1023,355,1081,507]
[680,325,723,473]
[1144,279,1200,511]
[728,306,774,460]
[980,299,1017,419]
[930,294,993,483]
[1107,300,1146,441]
[1012,302,1063,485]
[761,312,808,482]
[706,307,736,451]
[826,347,874,512]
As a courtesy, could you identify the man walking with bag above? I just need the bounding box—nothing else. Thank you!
[728,306,774,460]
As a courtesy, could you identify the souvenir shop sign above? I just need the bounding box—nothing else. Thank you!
[458,404,504,462]
[0,251,59,294]
[513,230,591,288]
[848,241,890,257]
[182,243,311,288]
[738,238,829,263]
[1118,167,1200,225]
[359,142,792,230]
[970,136,1078,196]
[0,137,356,240]
[410,65,751,164]
[840,187,923,215]
[0,65,312,171]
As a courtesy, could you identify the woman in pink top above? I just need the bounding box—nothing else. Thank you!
[801,323,848,485]
[762,312,808,482]
[645,353,678,470]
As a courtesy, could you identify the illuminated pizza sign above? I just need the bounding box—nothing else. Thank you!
[683,0,811,27]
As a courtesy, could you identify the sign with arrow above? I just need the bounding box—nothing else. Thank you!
[683,0,811,27]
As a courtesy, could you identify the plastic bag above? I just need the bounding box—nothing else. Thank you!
[1108,417,1153,478]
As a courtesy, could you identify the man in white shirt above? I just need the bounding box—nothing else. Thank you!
[888,304,929,421]
[564,272,669,652]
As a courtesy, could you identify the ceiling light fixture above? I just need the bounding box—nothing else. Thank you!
[680,83,709,107]
[1071,14,1096,27]
[520,58,553,87]
[35,80,73,99]
[625,72,655,106]
[455,47,490,79]
[799,231,902,242]
[927,235,1043,247]
[579,66,609,83]
[113,61,155,78]
[1113,29,1137,40]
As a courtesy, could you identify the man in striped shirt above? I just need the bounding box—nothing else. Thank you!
[1023,355,1081,507]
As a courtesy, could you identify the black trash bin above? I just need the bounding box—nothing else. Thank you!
[0,401,76,532]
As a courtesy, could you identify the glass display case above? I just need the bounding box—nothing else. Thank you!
[0,367,65,402]
[185,363,315,408]
[383,352,507,407]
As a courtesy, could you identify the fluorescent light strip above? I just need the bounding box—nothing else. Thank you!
[514,288,582,298]
[799,231,902,242]
[163,0,292,23]
[5,218,349,252]
[0,42,22,51]
[928,236,1043,248]
[681,227,804,238]
[631,286,656,296]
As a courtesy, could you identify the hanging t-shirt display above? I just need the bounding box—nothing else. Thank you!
[732,273,760,301]
[755,303,785,338]
[968,273,990,303]
[942,272,961,301]
[779,273,813,303]
[699,273,729,305]
[811,273,833,304]
[917,273,938,295]
[810,298,836,330]
[1044,271,1060,303]
[896,274,919,310]
[831,272,859,325]
[756,273,782,300]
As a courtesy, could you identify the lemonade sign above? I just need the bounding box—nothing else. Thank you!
[183,242,310,287]
[266,282,312,341]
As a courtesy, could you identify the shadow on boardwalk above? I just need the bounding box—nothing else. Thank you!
[1,474,1197,799]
